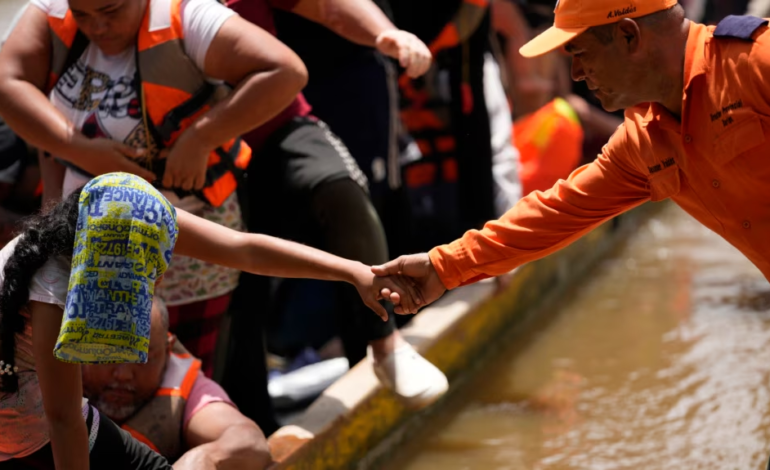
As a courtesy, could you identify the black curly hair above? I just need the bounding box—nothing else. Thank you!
[0,189,82,393]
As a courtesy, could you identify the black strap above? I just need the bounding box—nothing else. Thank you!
[714,15,769,41]
[154,83,216,143]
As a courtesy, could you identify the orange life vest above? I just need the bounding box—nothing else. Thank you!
[121,338,201,461]
[514,97,584,196]
[45,0,250,207]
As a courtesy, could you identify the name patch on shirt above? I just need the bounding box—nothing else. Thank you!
[710,100,743,127]
[648,158,677,174]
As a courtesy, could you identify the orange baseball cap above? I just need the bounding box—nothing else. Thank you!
[519,0,679,58]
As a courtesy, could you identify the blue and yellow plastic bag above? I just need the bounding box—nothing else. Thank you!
[54,173,178,364]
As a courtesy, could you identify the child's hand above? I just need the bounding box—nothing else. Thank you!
[350,264,423,321]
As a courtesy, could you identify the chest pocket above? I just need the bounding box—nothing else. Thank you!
[713,111,766,166]
[649,166,681,202]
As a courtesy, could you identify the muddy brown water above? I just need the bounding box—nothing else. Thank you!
[388,204,770,470]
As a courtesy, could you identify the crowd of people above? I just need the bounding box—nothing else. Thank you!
[0,0,762,468]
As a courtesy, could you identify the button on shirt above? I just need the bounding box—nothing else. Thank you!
[430,21,770,288]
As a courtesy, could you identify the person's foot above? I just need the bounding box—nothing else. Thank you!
[368,335,448,410]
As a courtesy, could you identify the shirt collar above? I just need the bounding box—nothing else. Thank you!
[683,21,711,92]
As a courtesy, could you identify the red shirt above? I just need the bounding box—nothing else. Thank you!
[226,0,311,150]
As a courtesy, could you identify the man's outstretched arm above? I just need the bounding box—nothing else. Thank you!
[375,129,652,312]
[271,0,432,77]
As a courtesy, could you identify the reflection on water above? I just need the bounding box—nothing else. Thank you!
[390,205,770,470]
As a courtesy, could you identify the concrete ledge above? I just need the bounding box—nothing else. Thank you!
[267,203,662,469]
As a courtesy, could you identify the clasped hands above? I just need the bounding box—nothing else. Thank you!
[355,253,447,322]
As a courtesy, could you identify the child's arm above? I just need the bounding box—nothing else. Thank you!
[173,209,423,318]
[30,301,89,470]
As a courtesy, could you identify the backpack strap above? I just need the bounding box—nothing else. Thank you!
[714,15,768,41]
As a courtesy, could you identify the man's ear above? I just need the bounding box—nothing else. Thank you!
[617,18,642,53]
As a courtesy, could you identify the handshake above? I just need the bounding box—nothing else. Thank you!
[351,253,448,322]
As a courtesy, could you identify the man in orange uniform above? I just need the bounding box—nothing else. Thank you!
[374,0,770,311]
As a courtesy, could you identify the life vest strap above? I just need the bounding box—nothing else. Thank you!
[154,83,217,143]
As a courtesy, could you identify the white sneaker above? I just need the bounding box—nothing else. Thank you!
[369,344,449,410]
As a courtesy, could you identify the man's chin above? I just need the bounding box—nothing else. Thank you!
[90,398,141,423]
[597,95,622,113]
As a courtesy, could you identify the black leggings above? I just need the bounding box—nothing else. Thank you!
[1,405,171,470]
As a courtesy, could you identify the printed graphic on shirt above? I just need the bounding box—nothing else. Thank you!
[54,59,158,159]
[55,61,141,119]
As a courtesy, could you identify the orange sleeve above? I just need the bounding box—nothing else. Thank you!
[429,124,651,290]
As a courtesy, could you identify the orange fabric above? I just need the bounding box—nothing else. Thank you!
[138,0,184,52]
[430,22,770,289]
[155,355,201,397]
[202,171,237,207]
[515,100,583,195]
[45,11,77,91]
[520,0,678,58]
[435,136,456,153]
[429,23,460,55]
[401,109,444,131]
[123,425,161,453]
[142,82,192,129]
[405,163,437,188]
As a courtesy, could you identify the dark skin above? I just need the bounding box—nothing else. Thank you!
[563,11,691,118]
[69,0,146,56]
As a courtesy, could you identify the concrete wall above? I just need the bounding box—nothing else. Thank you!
[267,203,664,469]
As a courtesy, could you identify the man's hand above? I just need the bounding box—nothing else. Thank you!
[375,30,432,78]
[162,131,211,191]
[349,262,424,320]
[69,137,156,182]
[372,253,447,314]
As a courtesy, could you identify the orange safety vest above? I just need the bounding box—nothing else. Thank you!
[514,97,584,196]
[121,338,201,461]
[45,0,250,207]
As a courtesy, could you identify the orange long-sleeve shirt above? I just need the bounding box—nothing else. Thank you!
[430,21,770,289]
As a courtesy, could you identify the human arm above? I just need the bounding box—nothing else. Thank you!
[173,210,422,318]
[374,128,651,312]
[174,401,270,470]
[162,15,307,190]
[0,6,156,182]
[274,0,431,77]
[30,301,90,470]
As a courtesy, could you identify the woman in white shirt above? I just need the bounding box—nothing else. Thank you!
[0,0,310,375]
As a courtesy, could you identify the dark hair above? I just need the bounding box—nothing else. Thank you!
[0,189,82,393]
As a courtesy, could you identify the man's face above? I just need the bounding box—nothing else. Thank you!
[82,304,169,423]
[565,29,643,112]
[68,0,147,55]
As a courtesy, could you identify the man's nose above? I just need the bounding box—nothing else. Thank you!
[92,16,109,35]
[571,57,586,82]
[112,365,135,382]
